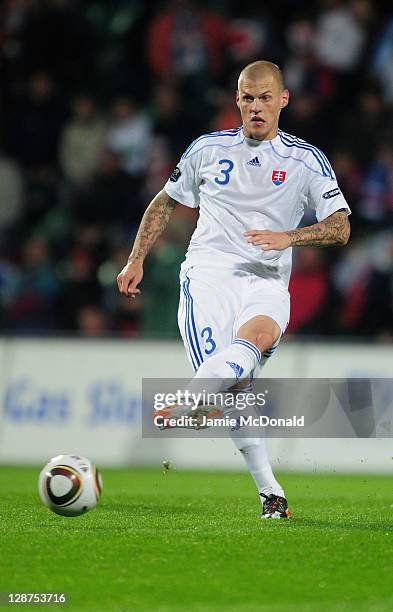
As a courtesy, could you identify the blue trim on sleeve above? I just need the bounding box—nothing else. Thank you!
[183,139,245,160]
[181,128,242,160]
[269,140,326,177]
[279,130,332,175]
[278,131,334,179]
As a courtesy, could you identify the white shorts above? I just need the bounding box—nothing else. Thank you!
[178,265,290,373]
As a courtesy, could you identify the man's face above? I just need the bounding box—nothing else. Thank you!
[236,76,289,140]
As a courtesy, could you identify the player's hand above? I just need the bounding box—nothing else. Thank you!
[244,230,291,251]
[117,259,143,298]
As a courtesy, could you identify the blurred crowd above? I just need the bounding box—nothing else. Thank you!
[1,0,393,340]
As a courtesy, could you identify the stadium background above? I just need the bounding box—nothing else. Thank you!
[0,0,393,470]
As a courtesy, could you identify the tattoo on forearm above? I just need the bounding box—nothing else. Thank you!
[285,211,350,247]
[128,190,178,262]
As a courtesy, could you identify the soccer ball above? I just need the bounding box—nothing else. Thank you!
[38,454,102,517]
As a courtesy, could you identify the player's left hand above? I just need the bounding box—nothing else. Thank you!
[244,230,291,251]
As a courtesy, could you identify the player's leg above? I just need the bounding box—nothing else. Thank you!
[224,380,283,500]
[227,372,291,518]
[158,272,285,420]
[228,280,291,518]
[159,268,291,517]
[158,265,239,423]
[184,314,280,395]
[232,432,285,489]
[182,272,287,394]
[157,268,273,426]
[226,356,290,519]
[229,413,290,518]
[176,265,238,372]
[236,315,280,354]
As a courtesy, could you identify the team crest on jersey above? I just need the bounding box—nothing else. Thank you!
[271,170,286,185]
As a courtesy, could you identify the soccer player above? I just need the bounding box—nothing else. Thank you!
[117,61,351,518]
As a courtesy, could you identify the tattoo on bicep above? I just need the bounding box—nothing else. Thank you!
[286,211,350,247]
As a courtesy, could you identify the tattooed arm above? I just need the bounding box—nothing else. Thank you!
[117,190,179,297]
[285,210,350,247]
[244,210,350,251]
[127,189,178,262]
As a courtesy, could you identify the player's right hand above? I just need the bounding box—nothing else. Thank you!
[117,260,143,298]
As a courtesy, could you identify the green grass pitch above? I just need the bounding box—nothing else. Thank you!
[1,466,393,612]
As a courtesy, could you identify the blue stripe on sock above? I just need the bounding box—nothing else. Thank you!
[233,339,261,363]
[263,340,281,358]
[233,338,261,362]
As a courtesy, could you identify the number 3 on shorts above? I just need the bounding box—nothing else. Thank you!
[201,326,217,355]
[214,159,234,185]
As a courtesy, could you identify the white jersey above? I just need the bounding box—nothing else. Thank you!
[164,127,350,287]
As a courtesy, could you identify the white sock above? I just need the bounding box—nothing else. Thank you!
[187,339,261,395]
[231,435,285,502]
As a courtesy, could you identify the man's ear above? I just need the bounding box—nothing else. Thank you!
[281,89,289,109]
[236,91,240,109]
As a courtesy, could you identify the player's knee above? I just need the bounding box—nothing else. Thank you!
[254,331,275,353]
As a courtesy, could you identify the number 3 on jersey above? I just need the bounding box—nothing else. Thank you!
[214,159,234,185]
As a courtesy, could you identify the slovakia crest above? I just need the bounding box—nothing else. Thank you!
[271,170,286,185]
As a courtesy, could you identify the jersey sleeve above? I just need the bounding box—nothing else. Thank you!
[306,168,351,222]
[163,149,202,209]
